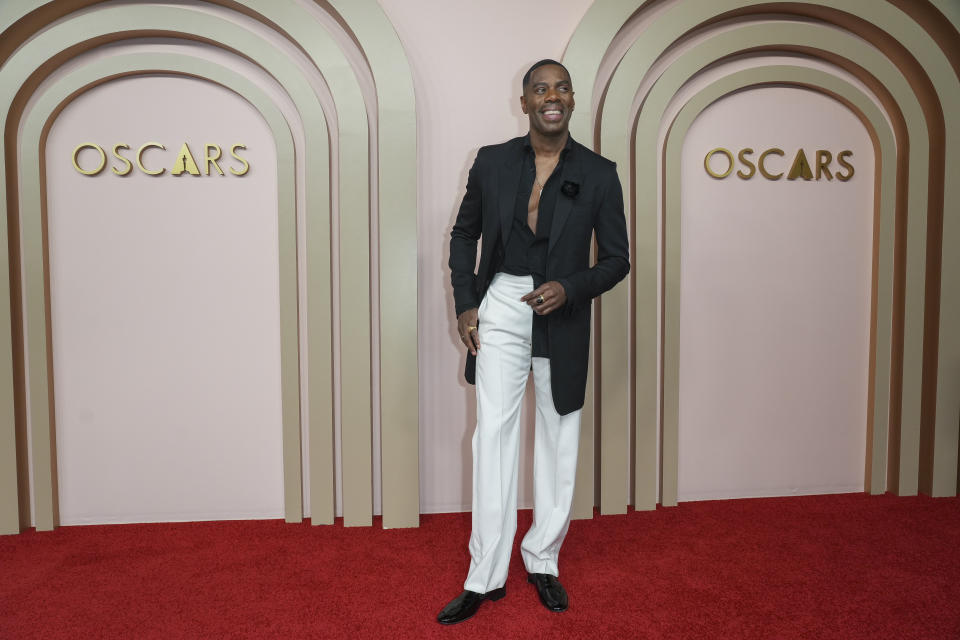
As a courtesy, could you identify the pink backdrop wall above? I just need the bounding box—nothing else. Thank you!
[24,2,880,524]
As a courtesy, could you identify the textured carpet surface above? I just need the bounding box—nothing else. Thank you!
[1,493,958,639]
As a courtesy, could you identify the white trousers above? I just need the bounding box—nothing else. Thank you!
[464,273,582,594]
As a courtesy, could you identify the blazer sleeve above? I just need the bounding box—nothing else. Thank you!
[560,163,630,307]
[448,151,484,316]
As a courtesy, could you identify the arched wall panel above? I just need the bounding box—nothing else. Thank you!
[39,70,287,525]
[18,54,301,531]
[673,80,877,500]
[27,56,300,517]
[664,67,890,500]
[0,0,419,534]
[0,4,340,530]
[1,0,955,535]
[630,22,923,505]
[593,12,920,511]
[563,0,960,512]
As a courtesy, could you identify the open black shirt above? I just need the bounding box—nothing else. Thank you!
[498,134,572,357]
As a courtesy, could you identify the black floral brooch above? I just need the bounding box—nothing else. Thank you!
[560,180,580,198]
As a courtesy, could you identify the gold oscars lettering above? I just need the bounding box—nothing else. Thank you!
[72,142,250,177]
[704,148,854,181]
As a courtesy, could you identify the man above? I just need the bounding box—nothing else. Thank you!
[439,59,630,625]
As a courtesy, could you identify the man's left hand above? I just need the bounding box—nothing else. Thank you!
[521,281,567,315]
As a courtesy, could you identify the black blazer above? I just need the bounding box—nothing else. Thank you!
[449,135,630,415]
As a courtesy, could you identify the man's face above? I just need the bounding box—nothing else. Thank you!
[521,64,575,136]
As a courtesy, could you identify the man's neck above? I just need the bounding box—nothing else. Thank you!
[529,129,568,157]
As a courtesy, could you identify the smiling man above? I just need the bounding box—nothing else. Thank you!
[439,59,630,625]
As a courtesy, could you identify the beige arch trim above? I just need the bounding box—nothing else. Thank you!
[622,21,925,506]
[329,0,420,528]
[224,0,420,527]
[928,0,960,27]
[559,0,643,520]
[903,1,960,499]
[221,0,374,527]
[564,0,644,137]
[565,0,960,514]
[561,1,648,520]
[18,53,301,531]
[914,0,960,495]
[663,66,893,505]
[238,0,421,526]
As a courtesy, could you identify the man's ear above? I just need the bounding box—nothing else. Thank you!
[520,95,528,114]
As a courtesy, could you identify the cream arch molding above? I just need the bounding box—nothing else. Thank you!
[0,0,418,535]
[330,2,419,533]
[562,0,959,515]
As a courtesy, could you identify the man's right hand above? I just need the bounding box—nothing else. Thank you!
[457,308,480,356]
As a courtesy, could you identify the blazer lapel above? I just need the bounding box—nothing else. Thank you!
[498,155,522,246]
[548,152,582,256]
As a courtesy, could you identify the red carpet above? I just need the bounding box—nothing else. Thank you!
[1,493,958,639]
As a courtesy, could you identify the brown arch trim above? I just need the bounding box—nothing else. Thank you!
[0,1,107,65]
[882,0,960,495]
[887,0,960,80]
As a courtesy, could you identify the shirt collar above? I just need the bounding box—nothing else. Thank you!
[522,132,574,156]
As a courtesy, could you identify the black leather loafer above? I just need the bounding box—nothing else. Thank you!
[436,587,506,625]
[527,573,568,612]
